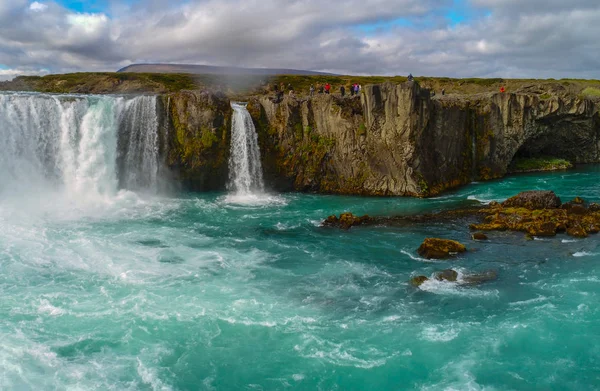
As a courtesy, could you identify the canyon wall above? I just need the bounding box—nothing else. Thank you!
[166,82,600,196]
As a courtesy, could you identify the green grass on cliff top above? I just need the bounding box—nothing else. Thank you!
[3,71,600,97]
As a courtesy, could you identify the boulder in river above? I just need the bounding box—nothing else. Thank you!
[417,238,466,259]
[410,275,429,287]
[502,190,561,210]
[323,212,370,230]
[471,232,488,240]
[435,269,458,282]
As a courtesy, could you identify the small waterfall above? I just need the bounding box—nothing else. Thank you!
[228,102,265,196]
[0,92,163,201]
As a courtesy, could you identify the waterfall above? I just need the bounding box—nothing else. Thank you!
[228,102,265,196]
[0,92,163,201]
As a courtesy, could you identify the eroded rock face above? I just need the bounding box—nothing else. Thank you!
[164,91,232,191]
[502,191,562,210]
[417,238,467,259]
[247,83,600,197]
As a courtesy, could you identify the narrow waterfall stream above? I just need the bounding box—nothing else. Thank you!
[226,102,267,203]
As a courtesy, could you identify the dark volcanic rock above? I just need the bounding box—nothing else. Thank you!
[502,191,561,210]
[567,224,588,238]
[417,238,466,259]
[435,269,459,282]
[471,232,488,240]
[528,221,558,237]
[323,212,370,230]
[410,276,429,287]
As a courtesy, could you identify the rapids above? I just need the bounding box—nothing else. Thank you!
[0,92,599,390]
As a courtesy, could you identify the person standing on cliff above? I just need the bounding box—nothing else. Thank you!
[310,85,315,97]
[325,83,331,94]
[340,85,346,97]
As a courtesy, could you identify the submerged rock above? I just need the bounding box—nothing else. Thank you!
[471,232,488,240]
[435,269,458,282]
[323,212,370,230]
[417,238,466,259]
[410,275,429,287]
[502,190,561,210]
[462,270,498,285]
[411,269,497,288]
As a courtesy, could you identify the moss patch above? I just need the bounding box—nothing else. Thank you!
[509,157,573,173]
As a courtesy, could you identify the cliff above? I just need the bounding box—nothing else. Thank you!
[241,82,600,196]
[163,91,232,190]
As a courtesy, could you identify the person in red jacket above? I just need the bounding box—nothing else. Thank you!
[500,86,506,93]
[325,83,331,94]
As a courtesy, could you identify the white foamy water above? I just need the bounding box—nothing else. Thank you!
[0,92,164,214]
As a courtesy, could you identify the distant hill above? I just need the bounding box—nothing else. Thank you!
[117,63,336,76]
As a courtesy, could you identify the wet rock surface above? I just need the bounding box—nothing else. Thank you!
[471,232,488,240]
[417,238,467,259]
[323,212,371,230]
[410,276,429,287]
[502,190,562,210]
[435,269,458,282]
[410,269,498,287]
[471,194,600,238]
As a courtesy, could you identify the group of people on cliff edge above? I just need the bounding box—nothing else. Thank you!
[308,83,361,97]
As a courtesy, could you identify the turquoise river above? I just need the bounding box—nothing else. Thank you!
[1,93,599,390]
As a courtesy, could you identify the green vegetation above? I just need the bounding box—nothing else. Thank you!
[0,72,198,94]
[357,122,367,137]
[510,157,573,173]
[4,71,600,99]
[580,87,600,98]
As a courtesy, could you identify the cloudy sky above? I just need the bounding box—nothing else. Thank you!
[1,0,599,80]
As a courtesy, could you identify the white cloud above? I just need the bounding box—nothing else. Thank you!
[0,0,599,80]
[29,2,48,12]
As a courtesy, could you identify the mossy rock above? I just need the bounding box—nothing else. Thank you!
[410,276,429,287]
[417,238,467,259]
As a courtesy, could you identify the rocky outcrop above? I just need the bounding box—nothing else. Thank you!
[502,190,562,209]
[470,194,600,238]
[163,91,232,191]
[417,238,467,259]
[322,213,371,230]
[247,82,600,196]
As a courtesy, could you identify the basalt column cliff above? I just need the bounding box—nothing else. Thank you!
[163,82,599,196]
